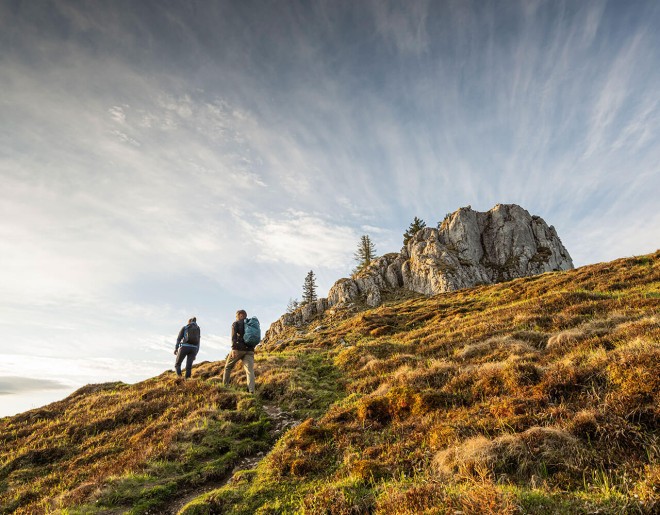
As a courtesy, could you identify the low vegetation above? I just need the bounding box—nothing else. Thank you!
[1,251,658,514]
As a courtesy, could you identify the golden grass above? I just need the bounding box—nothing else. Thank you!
[2,251,659,514]
[241,250,659,513]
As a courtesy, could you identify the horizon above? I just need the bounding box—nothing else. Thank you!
[1,0,659,417]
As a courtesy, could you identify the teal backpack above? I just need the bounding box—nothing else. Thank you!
[244,317,261,348]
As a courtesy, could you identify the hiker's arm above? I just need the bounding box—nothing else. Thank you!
[175,326,185,352]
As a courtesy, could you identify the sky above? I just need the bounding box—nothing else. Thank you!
[1,0,659,417]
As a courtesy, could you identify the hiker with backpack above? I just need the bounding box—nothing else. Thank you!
[174,317,201,379]
[222,310,260,394]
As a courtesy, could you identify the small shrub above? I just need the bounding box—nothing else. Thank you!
[356,395,391,426]
[391,360,458,390]
[256,371,290,401]
[375,481,448,514]
[512,330,549,349]
[456,337,537,362]
[428,424,460,450]
[376,480,517,515]
[264,419,336,478]
[606,338,660,421]
[538,359,608,404]
[633,463,660,508]
[301,478,375,514]
[434,427,591,487]
[347,458,391,482]
[567,410,600,442]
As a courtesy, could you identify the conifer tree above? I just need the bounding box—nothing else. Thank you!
[403,216,426,246]
[353,235,377,275]
[302,270,318,305]
[286,298,300,313]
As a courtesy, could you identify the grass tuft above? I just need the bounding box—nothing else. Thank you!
[2,251,658,513]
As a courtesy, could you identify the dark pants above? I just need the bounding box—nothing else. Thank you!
[175,346,198,378]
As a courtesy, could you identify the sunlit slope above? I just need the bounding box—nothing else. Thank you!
[0,353,343,514]
[1,251,658,514]
[189,252,659,514]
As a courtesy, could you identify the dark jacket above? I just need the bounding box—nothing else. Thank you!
[231,320,251,351]
[176,322,200,352]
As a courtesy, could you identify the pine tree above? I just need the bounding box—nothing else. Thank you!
[302,270,318,305]
[403,216,426,246]
[286,298,300,313]
[353,235,377,275]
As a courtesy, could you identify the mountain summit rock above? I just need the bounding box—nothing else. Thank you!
[267,204,573,340]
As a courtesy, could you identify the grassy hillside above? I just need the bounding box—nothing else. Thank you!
[1,251,658,514]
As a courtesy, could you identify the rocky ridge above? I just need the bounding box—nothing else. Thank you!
[264,204,573,342]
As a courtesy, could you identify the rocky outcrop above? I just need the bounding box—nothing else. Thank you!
[401,204,573,294]
[328,204,572,302]
[328,253,407,308]
[264,204,573,343]
[264,298,328,339]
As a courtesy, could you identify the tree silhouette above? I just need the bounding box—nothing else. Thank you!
[353,235,377,275]
[286,298,300,313]
[302,270,318,305]
[403,216,426,246]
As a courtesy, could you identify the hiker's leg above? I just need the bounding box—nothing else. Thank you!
[222,351,241,386]
[184,348,195,378]
[243,352,255,394]
[174,349,185,376]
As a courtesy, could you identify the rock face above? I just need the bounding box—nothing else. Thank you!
[264,204,573,343]
[401,204,573,295]
[328,253,407,307]
[265,299,328,339]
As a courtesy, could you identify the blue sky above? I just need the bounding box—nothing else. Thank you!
[1,0,658,416]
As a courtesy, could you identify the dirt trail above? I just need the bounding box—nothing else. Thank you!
[161,404,299,515]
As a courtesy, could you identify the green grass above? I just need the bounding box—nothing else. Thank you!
[1,251,659,514]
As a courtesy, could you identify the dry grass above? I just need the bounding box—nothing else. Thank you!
[0,368,262,514]
[375,480,518,515]
[434,426,591,487]
[2,251,659,514]
[250,250,658,514]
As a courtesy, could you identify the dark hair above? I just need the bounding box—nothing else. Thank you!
[236,310,247,318]
[189,317,197,323]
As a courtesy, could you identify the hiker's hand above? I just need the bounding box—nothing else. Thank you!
[174,350,178,355]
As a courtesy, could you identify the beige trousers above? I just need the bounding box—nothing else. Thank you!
[222,350,255,393]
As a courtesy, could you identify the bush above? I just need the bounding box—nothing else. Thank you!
[434,427,591,487]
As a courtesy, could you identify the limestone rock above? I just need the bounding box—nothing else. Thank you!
[328,278,359,306]
[263,298,329,343]
[331,204,572,303]
[263,204,573,343]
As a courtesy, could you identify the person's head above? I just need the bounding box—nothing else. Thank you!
[236,310,247,320]
[189,317,197,324]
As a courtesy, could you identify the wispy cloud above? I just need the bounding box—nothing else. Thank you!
[370,0,431,56]
[249,210,358,268]
[1,1,659,415]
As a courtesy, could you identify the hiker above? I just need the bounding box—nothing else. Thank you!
[174,317,201,379]
[222,310,259,394]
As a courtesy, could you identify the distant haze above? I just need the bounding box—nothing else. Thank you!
[1,1,659,417]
